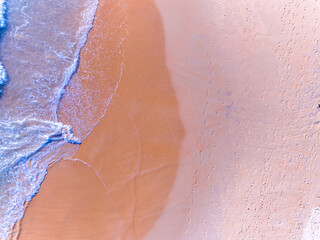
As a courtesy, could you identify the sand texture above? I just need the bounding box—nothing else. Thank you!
[16,0,320,239]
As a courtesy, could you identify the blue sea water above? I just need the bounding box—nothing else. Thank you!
[0,0,101,238]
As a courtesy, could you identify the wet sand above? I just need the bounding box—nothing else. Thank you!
[15,0,320,239]
[18,0,185,239]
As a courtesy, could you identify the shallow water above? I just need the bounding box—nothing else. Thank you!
[0,0,100,238]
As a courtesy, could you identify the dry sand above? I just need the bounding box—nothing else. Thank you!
[15,0,320,239]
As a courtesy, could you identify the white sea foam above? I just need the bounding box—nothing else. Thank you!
[0,118,80,169]
[0,62,6,94]
[0,0,99,238]
[0,0,6,28]
[0,0,6,95]
[0,141,66,240]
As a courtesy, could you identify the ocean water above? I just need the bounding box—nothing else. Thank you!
[0,0,101,239]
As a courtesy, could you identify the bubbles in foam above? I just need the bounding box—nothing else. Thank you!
[0,0,6,28]
[0,118,81,170]
[0,63,6,95]
[0,0,6,95]
[0,0,98,238]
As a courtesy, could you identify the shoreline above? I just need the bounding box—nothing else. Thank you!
[17,0,185,239]
[11,0,320,239]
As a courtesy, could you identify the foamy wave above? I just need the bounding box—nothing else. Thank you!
[56,0,99,113]
[0,118,80,240]
[0,62,7,94]
[0,118,80,171]
[0,0,6,28]
[0,140,69,240]
[0,0,98,238]
[0,0,6,95]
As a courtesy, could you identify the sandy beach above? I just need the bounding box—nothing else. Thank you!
[13,0,320,239]
[17,0,225,238]
[18,0,185,239]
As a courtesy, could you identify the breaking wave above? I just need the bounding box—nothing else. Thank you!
[0,0,99,238]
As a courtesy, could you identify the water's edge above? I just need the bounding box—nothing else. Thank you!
[4,0,129,239]
[0,1,101,239]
